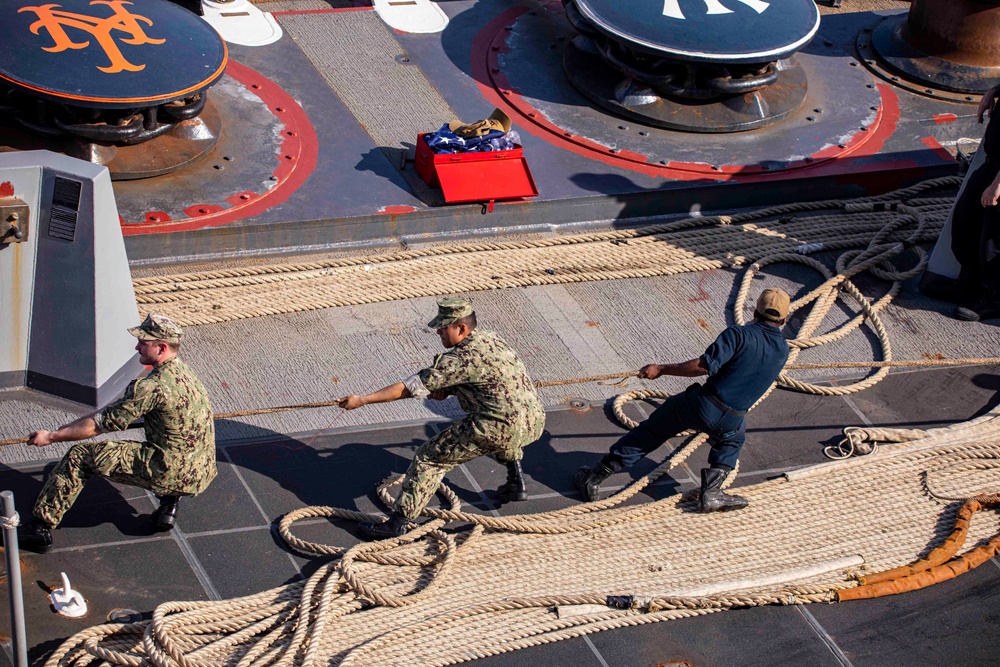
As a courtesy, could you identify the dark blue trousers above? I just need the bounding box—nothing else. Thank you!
[952,156,1000,290]
[608,384,746,470]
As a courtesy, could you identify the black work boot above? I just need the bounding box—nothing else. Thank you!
[496,460,527,502]
[954,297,1000,322]
[151,496,180,532]
[574,461,617,502]
[359,512,411,540]
[18,518,54,554]
[921,270,982,306]
[699,468,749,513]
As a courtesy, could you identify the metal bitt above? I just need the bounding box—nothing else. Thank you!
[866,0,1000,97]
[561,0,819,132]
[1,491,28,667]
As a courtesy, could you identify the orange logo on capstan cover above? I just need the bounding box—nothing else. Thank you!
[19,0,165,74]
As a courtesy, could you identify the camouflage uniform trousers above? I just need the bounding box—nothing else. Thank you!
[395,416,540,520]
[33,440,186,527]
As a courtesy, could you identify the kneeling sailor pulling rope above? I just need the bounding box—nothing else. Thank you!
[576,288,791,512]
[336,297,546,539]
[18,315,217,553]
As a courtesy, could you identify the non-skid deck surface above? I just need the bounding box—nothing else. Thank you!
[4,365,999,666]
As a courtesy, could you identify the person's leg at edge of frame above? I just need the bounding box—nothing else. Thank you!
[700,418,749,513]
[956,208,1000,321]
[576,390,694,502]
[942,162,1000,309]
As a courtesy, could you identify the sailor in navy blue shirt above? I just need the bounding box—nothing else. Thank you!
[576,288,791,512]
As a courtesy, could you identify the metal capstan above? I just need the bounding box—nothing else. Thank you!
[561,0,820,132]
[0,0,227,179]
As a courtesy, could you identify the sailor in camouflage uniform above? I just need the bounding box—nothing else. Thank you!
[337,297,545,539]
[19,314,216,554]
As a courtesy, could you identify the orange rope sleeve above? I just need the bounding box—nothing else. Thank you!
[837,496,1000,601]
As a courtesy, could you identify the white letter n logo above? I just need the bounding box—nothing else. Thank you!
[663,0,770,20]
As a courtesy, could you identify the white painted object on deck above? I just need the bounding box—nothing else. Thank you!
[201,0,283,47]
[51,572,88,618]
[373,0,449,34]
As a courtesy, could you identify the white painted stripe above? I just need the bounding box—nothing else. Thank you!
[458,463,502,517]
[582,635,611,667]
[797,606,856,667]
[39,535,173,554]
[840,395,874,427]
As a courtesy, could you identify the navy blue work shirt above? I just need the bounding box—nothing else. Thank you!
[699,321,789,412]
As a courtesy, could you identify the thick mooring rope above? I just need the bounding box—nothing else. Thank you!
[132,179,959,328]
[43,177,1000,667]
[45,410,1000,667]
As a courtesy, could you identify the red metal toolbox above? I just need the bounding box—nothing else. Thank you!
[414,134,538,204]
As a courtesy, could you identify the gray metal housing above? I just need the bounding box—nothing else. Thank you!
[0,151,142,406]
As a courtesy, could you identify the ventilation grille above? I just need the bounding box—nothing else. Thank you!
[48,177,82,242]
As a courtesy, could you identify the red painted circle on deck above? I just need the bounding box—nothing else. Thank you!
[122,60,318,234]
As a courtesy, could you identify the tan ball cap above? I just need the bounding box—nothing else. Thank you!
[756,288,790,323]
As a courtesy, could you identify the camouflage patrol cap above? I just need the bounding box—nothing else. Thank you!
[128,314,183,344]
[428,297,474,329]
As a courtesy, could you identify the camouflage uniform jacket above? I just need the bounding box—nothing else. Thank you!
[412,330,544,447]
[96,357,217,495]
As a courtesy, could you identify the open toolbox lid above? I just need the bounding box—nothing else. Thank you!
[434,152,538,204]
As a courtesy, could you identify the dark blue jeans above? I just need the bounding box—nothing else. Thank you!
[609,384,746,470]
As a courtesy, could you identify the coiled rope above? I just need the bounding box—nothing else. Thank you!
[44,409,1000,667]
